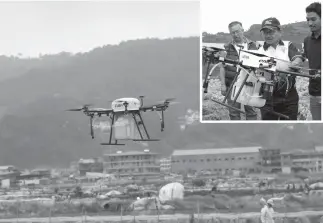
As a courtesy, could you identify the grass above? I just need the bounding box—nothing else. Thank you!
[1,192,322,219]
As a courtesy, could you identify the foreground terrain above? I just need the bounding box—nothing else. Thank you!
[0,211,322,223]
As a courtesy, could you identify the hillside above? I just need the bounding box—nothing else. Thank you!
[0,37,200,168]
[202,21,310,48]
[0,36,322,168]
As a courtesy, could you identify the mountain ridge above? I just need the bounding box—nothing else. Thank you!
[202,21,310,49]
[0,36,322,168]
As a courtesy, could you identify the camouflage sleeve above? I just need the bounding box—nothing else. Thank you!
[288,42,306,62]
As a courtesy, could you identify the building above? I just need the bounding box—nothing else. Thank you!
[281,149,323,173]
[0,166,21,188]
[0,165,19,175]
[31,169,51,178]
[258,148,282,173]
[160,157,171,173]
[78,158,104,176]
[103,149,160,179]
[171,147,261,175]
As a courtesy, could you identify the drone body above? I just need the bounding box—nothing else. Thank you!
[111,98,141,112]
[67,96,176,145]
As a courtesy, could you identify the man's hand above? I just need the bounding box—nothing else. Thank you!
[214,50,227,58]
[221,85,227,96]
[290,58,303,68]
[313,73,321,79]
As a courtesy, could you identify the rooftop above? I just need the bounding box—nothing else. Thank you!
[172,147,261,156]
[281,149,323,155]
[0,165,16,171]
[104,150,158,157]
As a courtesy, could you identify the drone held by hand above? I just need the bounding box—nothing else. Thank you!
[202,44,321,120]
[67,96,177,146]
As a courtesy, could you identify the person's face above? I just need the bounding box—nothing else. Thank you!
[229,24,244,43]
[306,12,321,33]
[259,199,266,207]
[261,28,282,45]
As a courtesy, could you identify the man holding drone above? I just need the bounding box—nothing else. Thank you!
[219,21,259,120]
[302,2,321,120]
[257,17,305,120]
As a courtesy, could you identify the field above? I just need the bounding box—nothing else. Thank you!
[1,191,323,222]
[0,211,322,223]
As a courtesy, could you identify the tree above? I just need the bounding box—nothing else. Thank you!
[141,177,147,185]
[74,185,83,197]
[54,187,59,194]
[192,179,205,187]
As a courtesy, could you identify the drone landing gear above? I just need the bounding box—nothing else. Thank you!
[207,66,290,120]
[210,68,246,115]
[154,110,165,132]
[100,142,125,146]
[132,111,161,142]
[90,115,95,139]
[133,139,160,142]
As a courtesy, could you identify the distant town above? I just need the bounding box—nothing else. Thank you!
[1,146,322,189]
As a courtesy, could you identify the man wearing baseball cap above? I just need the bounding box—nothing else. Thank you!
[257,17,305,120]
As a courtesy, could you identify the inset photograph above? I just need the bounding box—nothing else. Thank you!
[201,0,321,121]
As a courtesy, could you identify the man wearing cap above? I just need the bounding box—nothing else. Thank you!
[219,21,260,120]
[257,17,305,120]
[260,198,274,223]
[303,2,321,120]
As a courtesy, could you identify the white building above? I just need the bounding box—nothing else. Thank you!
[160,157,171,173]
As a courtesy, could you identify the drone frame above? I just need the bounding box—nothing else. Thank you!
[70,96,173,146]
[202,46,316,120]
[99,107,161,146]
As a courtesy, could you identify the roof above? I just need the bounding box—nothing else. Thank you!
[105,151,159,157]
[172,147,261,156]
[281,149,323,155]
[79,159,96,164]
[32,168,50,172]
[315,146,323,152]
[0,165,15,171]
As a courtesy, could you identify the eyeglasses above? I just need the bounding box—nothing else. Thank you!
[230,30,243,35]
[261,29,278,35]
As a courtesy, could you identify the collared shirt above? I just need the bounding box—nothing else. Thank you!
[223,38,259,87]
[262,40,304,61]
[232,37,249,52]
[303,32,321,96]
[257,40,304,96]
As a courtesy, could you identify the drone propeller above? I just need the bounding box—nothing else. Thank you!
[158,98,176,104]
[66,104,92,111]
[239,49,271,58]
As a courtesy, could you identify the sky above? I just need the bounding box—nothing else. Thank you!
[202,0,318,33]
[0,0,199,57]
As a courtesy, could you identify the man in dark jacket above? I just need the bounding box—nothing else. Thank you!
[219,21,259,120]
[257,17,305,120]
[303,2,321,120]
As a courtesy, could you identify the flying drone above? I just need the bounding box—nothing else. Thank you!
[202,44,321,120]
[67,96,176,146]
